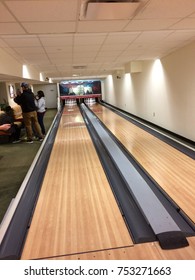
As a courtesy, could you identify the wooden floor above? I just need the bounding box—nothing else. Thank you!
[92,104,195,223]
[21,104,195,260]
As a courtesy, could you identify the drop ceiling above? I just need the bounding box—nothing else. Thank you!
[1,0,195,82]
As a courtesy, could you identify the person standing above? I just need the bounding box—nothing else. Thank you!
[14,82,44,143]
[35,90,46,136]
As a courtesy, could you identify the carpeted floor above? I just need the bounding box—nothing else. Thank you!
[0,108,57,223]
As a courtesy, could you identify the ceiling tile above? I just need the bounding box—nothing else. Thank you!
[5,0,78,21]
[97,51,122,58]
[100,44,129,51]
[57,65,73,71]
[44,46,72,54]
[0,23,25,35]
[0,2,16,22]
[24,54,50,65]
[14,47,45,55]
[135,0,195,19]
[50,57,72,65]
[39,35,74,47]
[36,65,57,72]
[164,30,195,42]
[2,47,23,59]
[94,56,117,63]
[73,45,100,52]
[48,53,72,59]
[1,0,195,80]
[124,19,180,31]
[0,39,9,47]
[72,57,94,63]
[171,18,195,29]
[2,36,41,47]
[22,22,76,34]
[104,32,140,44]
[74,34,107,45]
[134,31,173,43]
[77,20,129,33]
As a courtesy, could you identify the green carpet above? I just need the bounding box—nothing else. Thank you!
[0,109,57,223]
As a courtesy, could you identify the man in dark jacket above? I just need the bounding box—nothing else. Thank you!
[14,83,43,143]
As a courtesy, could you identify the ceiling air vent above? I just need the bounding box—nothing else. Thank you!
[88,1,139,3]
[80,0,141,20]
[73,65,87,69]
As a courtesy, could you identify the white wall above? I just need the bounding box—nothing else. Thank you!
[0,83,8,105]
[0,49,22,77]
[0,82,58,109]
[0,49,41,81]
[33,84,58,109]
[103,42,195,141]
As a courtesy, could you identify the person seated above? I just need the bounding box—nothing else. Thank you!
[0,123,11,131]
[0,106,21,143]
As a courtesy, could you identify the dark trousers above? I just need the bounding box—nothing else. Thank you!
[13,124,21,140]
[37,112,46,135]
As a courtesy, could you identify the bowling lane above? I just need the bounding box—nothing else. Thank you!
[21,105,133,260]
[89,103,195,224]
[46,236,195,260]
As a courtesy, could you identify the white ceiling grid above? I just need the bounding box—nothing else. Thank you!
[0,0,195,82]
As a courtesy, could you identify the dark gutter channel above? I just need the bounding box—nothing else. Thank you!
[81,103,195,250]
[80,104,157,244]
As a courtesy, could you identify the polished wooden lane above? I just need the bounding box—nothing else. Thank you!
[21,104,195,260]
[47,237,195,260]
[87,103,195,259]
[90,104,195,224]
[21,105,133,260]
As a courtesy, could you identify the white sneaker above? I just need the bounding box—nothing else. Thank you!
[12,139,21,144]
[26,139,33,144]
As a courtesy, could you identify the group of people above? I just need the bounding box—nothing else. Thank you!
[0,82,46,144]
